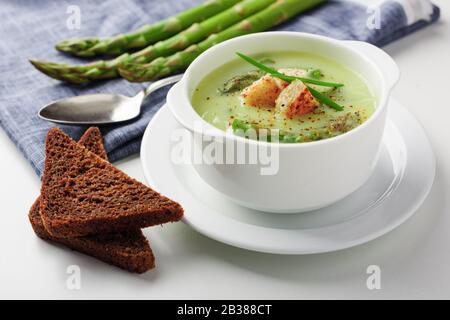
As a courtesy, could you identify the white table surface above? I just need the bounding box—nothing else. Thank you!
[1,0,449,300]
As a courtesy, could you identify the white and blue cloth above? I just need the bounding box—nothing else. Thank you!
[0,0,440,175]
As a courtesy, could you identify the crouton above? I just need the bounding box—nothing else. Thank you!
[278,68,308,78]
[276,80,320,118]
[241,75,288,108]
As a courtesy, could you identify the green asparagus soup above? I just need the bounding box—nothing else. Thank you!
[191,51,376,143]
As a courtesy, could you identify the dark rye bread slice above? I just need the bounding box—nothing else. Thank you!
[29,127,154,273]
[29,127,109,237]
[77,127,108,160]
[40,128,183,238]
[29,127,108,237]
[29,200,154,273]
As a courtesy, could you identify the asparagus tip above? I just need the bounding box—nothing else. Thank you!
[29,59,90,84]
[55,38,99,57]
[29,59,48,71]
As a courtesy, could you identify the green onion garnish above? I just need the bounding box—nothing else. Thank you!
[236,52,344,88]
[307,86,344,111]
[236,52,345,111]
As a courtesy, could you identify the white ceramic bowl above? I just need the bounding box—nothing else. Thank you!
[167,32,400,213]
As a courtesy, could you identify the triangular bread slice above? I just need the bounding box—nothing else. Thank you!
[40,128,183,238]
[77,126,108,160]
[29,127,154,273]
[29,200,154,273]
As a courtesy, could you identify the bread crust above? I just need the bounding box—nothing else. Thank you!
[28,127,155,273]
[40,128,183,238]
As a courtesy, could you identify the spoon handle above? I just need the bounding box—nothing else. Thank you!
[141,74,184,99]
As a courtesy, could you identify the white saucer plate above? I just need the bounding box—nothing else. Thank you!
[140,99,435,254]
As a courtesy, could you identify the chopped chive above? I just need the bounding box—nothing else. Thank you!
[236,52,344,88]
[307,86,344,111]
[236,52,277,74]
[299,77,344,88]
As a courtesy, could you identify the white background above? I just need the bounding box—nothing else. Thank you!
[0,0,449,299]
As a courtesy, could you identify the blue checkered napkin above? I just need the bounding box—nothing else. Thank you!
[0,0,440,175]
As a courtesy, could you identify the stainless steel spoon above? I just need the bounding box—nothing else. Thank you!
[38,74,183,125]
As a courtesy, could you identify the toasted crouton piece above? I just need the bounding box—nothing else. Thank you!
[241,75,288,108]
[280,68,333,94]
[276,80,319,118]
[278,68,308,78]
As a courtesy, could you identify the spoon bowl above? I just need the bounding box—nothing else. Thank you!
[38,74,182,125]
[39,94,142,125]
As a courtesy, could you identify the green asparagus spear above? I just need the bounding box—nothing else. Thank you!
[129,0,275,64]
[30,53,131,84]
[55,0,242,57]
[119,0,326,82]
[30,0,274,84]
